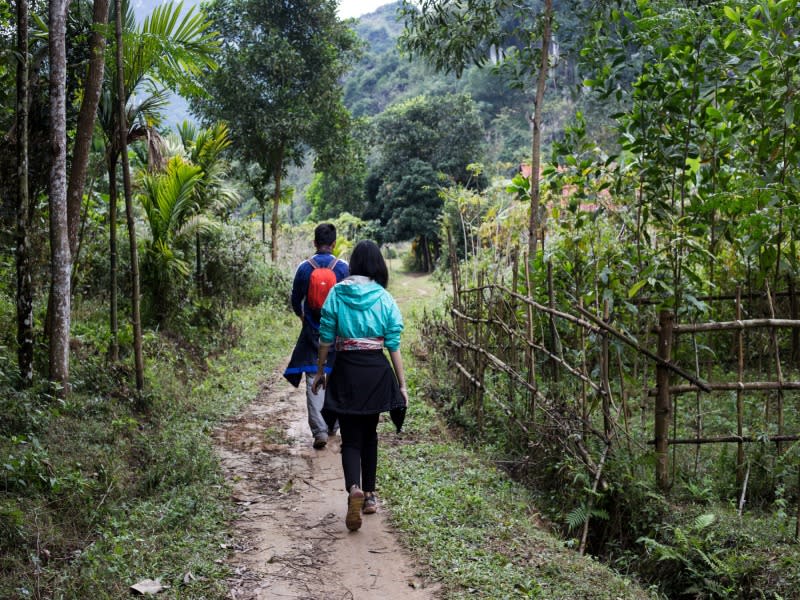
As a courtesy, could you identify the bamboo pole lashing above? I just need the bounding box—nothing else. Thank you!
[449,308,603,395]
[575,304,711,392]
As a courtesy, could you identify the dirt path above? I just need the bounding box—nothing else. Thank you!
[215,367,439,600]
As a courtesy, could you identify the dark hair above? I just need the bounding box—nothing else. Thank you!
[314,223,337,247]
[349,240,389,288]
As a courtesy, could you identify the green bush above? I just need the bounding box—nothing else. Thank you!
[200,224,290,307]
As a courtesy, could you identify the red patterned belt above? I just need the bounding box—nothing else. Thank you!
[335,336,384,351]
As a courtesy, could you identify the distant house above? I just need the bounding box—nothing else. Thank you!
[518,163,615,213]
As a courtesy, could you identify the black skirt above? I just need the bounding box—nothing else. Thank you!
[323,350,404,416]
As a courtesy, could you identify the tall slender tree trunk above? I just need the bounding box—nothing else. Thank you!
[67,0,109,260]
[270,150,284,263]
[261,203,266,244]
[195,232,203,294]
[15,0,33,387]
[48,0,72,393]
[527,0,553,261]
[107,155,119,361]
[115,0,144,390]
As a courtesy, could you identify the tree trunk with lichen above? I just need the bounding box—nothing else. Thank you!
[48,0,71,393]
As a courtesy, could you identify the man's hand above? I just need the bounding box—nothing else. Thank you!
[312,372,326,394]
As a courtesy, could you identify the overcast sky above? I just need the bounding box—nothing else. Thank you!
[338,0,392,19]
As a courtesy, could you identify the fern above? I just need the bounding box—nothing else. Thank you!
[566,505,588,531]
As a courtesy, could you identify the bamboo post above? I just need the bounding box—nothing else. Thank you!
[789,274,799,367]
[601,300,612,440]
[655,310,674,491]
[580,298,589,441]
[766,282,784,454]
[616,348,632,452]
[476,270,485,434]
[736,288,745,485]
[693,333,702,476]
[547,261,560,382]
[524,253,536,423]
[448,231,466,395]
[640,331,648,432]
[510,250,519,413]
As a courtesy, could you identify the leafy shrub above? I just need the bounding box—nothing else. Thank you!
[200,224,291,307]
[0,498,25,553]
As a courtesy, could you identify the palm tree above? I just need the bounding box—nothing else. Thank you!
[99,0,218,359]
[138,155,203,322]
[137,122,239,323]
[174,121,240,291]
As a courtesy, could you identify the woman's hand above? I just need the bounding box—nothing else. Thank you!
[399,387,409,407]
[311,371,326,394]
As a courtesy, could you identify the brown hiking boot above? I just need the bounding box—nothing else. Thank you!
[345,485,365,531]
[312,435,327,449]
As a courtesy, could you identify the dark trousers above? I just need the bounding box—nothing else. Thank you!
[338,413,380,492]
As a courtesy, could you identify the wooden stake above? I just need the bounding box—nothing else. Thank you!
[736,288,745,486]
[524,253,536,423]
[602,300,612,441]
[766,282,784,454]
[655,310,674,491]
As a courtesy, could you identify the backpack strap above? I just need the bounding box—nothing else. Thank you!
[308,256,337,270]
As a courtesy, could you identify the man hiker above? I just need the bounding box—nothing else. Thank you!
[283,223,349,448]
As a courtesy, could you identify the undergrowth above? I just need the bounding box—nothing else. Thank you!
[410,300,800,599]
[0,299,295,599]
[377,395,657,599]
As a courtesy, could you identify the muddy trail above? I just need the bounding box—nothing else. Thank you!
[214,366,439,600]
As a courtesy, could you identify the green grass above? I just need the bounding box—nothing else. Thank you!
[0,302,296,599]
[378,422,657,599]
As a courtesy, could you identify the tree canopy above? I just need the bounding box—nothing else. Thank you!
[364,93,486,270]
[193,0,361,260]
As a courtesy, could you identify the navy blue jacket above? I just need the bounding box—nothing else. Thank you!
[283,252,349,388]
[290,252,350,328]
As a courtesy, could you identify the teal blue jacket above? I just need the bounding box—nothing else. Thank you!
[319,276,404,351]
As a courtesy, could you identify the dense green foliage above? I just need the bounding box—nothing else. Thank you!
[404,1,800,597]
[342,2,533,162]
[364,93,487,270]
[0,266,294,598]
[192,0,361,259]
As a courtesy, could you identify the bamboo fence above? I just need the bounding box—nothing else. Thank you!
[434,249,800,544]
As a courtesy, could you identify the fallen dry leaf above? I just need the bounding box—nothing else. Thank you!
[130,578,167,595]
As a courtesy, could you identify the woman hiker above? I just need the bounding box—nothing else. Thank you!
[312,240,408,531]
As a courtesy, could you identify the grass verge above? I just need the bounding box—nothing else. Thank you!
[1,303,295,599]
[377,401,658,599]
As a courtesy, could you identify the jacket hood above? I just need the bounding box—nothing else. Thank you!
[335,276,384,310]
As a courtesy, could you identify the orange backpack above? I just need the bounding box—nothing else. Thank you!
[306,256,339,315]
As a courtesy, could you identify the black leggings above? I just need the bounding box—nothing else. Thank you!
[338,413,380,493]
